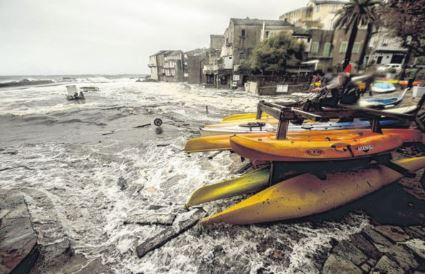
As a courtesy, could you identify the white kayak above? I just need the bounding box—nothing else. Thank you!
[200,119,403,136]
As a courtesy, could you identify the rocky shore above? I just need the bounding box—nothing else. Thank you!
[2,173,423,274]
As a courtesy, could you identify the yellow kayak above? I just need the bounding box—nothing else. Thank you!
[202,157,425,225]
[221,113,274,123]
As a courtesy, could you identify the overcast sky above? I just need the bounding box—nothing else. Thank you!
[0,0,309,75]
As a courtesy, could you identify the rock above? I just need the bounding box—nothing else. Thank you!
[404,239,425,261]
[349,233,382,260]
[360,263,371,273]
[136,208,207,258]
[117,177,128,191]
[374,225,410,242]
[322,254,362,274]
[332,240,367,266]
[0,191,39,274]
[387,245,418,271]
[374,255,404,274]
[405,226,425,240]
[19,188,71,263]
[362,226,393,248]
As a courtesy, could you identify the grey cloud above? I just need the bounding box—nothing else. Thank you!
[0,0,308,75]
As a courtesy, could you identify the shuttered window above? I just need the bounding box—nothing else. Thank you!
[323,42,331,57]
[311,42,320,53]
[353,42,361,54]
[339,41,348,53]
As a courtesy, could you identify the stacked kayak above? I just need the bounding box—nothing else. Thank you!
[185,96,425,225]
[201,90,411,136]
[201,157,425,225]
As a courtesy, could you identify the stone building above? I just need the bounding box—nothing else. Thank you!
[204,18,295,88]
[186,48,213,85]
[280,0,347,31]
[280,0,409,70]
[367,29,409,66]
[222,18,294,69]
[148,50,185,82]
[210,35,225,51]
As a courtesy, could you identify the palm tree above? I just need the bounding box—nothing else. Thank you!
[334,0,379,70]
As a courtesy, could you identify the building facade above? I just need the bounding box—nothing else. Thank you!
[280,0,347,30]
[367,28,408,66]
[148,50,185,82]
[203,18,295,88]
[210,35,225,51]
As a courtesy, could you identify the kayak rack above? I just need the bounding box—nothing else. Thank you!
[254,100,422,184]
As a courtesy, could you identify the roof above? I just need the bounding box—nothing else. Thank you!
[150,50,183,57]
[230,18,294,27]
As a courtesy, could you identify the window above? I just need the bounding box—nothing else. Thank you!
[352,42,361,54]
[323,42,331,57]
[339,41,348,53]
[391,54,404,64]
[265,31,269,38]
[241,29,246,38]
[311,42,320,54]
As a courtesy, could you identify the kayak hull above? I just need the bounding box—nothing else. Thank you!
[229,133,403,162]
[202,157,425,225]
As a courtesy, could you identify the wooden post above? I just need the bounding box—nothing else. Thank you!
[276,120,289,140]
[371,118,382,134]
[256,101,264,120]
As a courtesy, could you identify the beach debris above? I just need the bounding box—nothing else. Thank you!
[208,151,222,160]
[134,123,151,128]
[124,213,176,226]
[136,208,206,258]
[101,131,115,136]
[157,144,170,147]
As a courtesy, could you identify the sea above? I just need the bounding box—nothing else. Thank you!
[0,75,368,273]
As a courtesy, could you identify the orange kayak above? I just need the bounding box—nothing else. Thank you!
[398,80,424,87]
[230,132,404,162]
[185,128,423,153]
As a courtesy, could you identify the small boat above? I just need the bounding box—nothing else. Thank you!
[66,85,85,100]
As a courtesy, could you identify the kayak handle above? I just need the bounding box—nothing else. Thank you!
[331,143,355,157]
